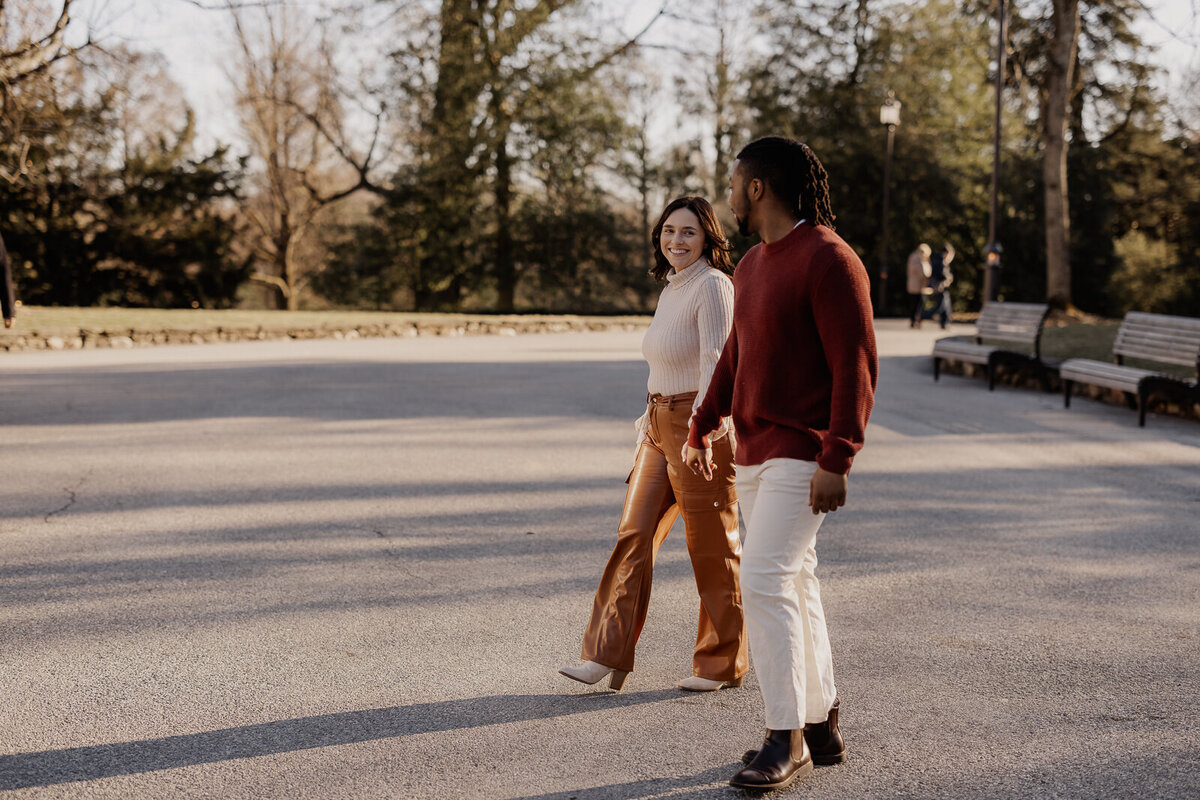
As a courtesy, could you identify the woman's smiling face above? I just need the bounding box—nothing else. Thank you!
[659,207,705,272]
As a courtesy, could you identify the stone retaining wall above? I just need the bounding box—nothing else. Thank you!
[0,317,650,352]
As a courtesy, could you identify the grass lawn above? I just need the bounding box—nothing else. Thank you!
[1,306,650,336]
[1040,320,1120,362]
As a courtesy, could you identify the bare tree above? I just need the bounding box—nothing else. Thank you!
[0,0,88,184]
[228,0,385,309]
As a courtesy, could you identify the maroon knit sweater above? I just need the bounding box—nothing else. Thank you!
[688,222,878,475]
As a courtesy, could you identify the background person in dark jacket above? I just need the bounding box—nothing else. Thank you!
[927,243,955,329]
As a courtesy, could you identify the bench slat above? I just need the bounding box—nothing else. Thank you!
[1115,326,1200,347]
[1059,358,1159,392]
[982,302,1048,314]
[932,340,994,364]
[1125,311,1200,332]
[976,303,1048,346]
[1117,321,1200,338]
[1115,331,1200,348]
[1061,359,1162,380]
[1114,346,1198,368]
[1111,312,1200,370]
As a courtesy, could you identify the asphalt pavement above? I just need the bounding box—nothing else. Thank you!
[1,321,1197,799]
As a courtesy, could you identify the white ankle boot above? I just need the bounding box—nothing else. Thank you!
[558,660,629,690]
[677,675,743,691]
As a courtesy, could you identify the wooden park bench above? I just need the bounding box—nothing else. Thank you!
[932,302,1052,390]
[1060,311,1200,427]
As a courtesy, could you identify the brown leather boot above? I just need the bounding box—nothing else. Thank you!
[742,697,846,766]
[728,728,813,790]
[804,696,846,764]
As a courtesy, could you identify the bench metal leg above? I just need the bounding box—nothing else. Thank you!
[1138,390,1148,427]
[1037,363,1052,393]
[933,357,941,382]
[987,362,996,391]
[1063,379,1073,408]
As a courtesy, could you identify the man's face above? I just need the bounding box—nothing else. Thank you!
[729,160,752,237]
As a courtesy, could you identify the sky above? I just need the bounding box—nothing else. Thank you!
[67,0,1200,153]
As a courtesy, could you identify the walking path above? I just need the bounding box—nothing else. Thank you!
[1,321,1197,798]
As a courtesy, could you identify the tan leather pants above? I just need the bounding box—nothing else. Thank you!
[581,392,749,681]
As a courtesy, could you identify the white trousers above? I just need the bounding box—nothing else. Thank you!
[737,458,837,730]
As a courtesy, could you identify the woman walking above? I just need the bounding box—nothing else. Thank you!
[559,196,748,692]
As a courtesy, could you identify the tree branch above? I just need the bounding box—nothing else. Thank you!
[278,96,388,201]
[507,2,667,120]
[0,1,79,85]
[249,271,291,295]
[576,2,668,80]
[177,0,286,9]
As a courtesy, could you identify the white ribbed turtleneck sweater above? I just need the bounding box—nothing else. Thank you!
[635,258,734,442]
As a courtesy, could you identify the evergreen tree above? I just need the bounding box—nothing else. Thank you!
[0,49,247,307]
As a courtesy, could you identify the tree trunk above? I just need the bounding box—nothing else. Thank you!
[494,140,515,312]
[636,119,651,252]
[712,2,732,201]
[492,86,516,312]
[1,230,16,322]
[1042,0,1079,308]
[274,211,292,310]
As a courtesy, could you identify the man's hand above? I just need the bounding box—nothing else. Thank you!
[809,467,847,515]
[682,442,715,481]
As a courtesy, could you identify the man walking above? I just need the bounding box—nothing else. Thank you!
[685,136,877,791]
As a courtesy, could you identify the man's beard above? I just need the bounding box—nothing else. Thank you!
[735,210,750,237]
[734,189,751,236]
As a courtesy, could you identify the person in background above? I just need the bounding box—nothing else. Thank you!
[906,243,932,328]
[928,243,955,329]
[559,195,748,694]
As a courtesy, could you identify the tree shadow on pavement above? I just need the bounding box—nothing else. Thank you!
[504,763,739,800]
[0,690,677,791]
[0,360,646,426]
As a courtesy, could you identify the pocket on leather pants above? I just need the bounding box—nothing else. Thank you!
[680,484,737,513]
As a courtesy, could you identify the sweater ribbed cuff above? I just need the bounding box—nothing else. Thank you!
[686,427,711,450]
[816,450,852,476]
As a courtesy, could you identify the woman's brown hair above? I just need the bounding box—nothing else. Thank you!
[649,196,735,282]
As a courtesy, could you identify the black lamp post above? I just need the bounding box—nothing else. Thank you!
[984,0,1007,304]
[877,91,901,315]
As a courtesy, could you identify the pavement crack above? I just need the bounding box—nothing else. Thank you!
[361,526,438,588]
[44,472,90,523]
